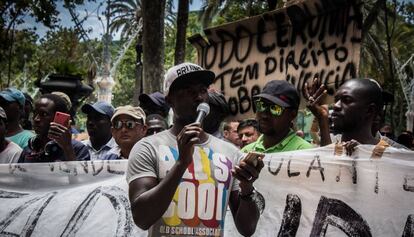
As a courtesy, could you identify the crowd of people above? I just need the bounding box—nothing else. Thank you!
[0,62,413,236]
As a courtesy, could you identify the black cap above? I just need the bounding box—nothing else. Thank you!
[254,80,300,108]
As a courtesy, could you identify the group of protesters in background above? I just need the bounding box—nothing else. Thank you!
[0,63,413,163]
[1,62,414,236]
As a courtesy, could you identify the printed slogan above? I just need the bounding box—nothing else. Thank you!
[190,0,362,119]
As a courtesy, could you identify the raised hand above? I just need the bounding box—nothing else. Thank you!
[304,77,328,119]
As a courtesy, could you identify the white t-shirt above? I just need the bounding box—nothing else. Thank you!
[127,130,243,237]
[0,141,22,164]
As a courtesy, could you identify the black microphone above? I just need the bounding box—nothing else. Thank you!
[195,102,210,125]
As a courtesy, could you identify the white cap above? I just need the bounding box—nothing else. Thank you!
[163,62,215,96]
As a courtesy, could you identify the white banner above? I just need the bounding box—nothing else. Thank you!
[0,145,413,236]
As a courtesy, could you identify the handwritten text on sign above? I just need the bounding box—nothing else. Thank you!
[190,0,362,119]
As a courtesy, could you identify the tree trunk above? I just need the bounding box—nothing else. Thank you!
[174,0,189,65]
[142,0,165,93]
[133,36,143,106]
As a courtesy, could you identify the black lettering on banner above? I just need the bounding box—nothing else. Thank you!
[268,158,284,176]
[230,67,243,88]
[216,29,236,68]
[0,190,29,198]
[228,97,238,115]
[243,63,259,83]
[403,175,414,192]
[310,196,372,237]
[334,47,348,63]
[235,25,253,63]
[352,159,358,184]
[287,159,300,177]
[238,87,251,114]
[81,161,89,174]
[306,155,325,181]
[402,215,414,237]
[107,162,125,175]
[277,194,301,237]
[299,49,310,68]
[0,191,57,236]
[61,186,134,236]
[274,12,289,47]
[286,50,299,73]
[257,14,276,53]
[215,68,233,92]
[265,57,277,76]
[318,42,337,66]
[92,161,104,176]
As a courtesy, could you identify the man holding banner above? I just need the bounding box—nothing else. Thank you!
[127,62,264,237]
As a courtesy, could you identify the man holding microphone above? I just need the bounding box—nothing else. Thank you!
[127,62,264,237]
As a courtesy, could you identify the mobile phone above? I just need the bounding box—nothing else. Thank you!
[243,151,265,167]
[53,112,71,127]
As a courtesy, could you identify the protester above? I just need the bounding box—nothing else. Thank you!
[242,80,313,153]
[237,119,260,148]
[223,120,242,148]
[397,131,413,150]
[139,92,170,119]
[0,106,22,163]
[127,62,264,236]
[379,124,394,140]
[81,101,116,160]
[305,78,397,155]
[18,94,89,162]
[0,88,35,148]
[203,91,230,138]
[21,92,33,130]
[103,106,147,160]
[145,114,168,136]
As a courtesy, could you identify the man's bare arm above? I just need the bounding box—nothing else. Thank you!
[229,160,264,236]
[128,161,188,230]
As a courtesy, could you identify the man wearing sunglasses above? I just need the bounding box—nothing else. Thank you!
[103,106,147,160]
[127,62,264,237]
[242,80,313,153]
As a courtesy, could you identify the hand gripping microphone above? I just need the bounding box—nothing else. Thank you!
[195,102,210,125]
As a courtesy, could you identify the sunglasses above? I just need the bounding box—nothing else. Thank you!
[255,100,284,116]
[113,120,142,130]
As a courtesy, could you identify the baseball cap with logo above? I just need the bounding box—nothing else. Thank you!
[81,101,115,119]
[163,62,215,96]
[111,105,146,124]
[254,80,300,109]
[0,88,25,107]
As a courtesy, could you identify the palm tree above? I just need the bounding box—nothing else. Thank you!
[109,0,143,105]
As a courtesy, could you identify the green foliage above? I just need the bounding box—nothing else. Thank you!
[165,12,201,69]
[111,40,136,107]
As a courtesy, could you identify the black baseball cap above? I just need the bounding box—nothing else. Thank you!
[254,80,300,108]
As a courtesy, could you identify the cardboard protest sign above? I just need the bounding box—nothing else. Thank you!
[0,146,413,236]
[189,0,362,119]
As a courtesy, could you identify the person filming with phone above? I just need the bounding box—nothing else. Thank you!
[127,62,264,237]
[18,94,90,163]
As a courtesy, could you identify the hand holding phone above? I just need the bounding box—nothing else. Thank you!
[53,112,71,127]
[243,151,265,167]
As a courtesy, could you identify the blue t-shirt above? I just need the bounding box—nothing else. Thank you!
[6,130,35,149]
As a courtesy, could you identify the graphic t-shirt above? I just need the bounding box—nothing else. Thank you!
[127,130,243,237]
